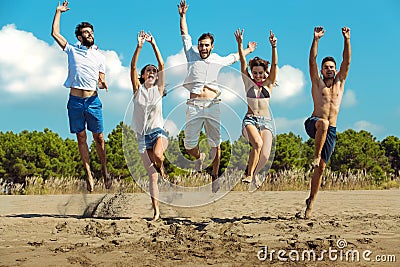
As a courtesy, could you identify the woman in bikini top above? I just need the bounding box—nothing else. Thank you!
[234,28,278,188]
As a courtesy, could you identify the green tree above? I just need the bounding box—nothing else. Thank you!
[330,129,391,184]
[90,122,146,180]
[272,132,308,171]
[0,129,82,183]
[229,135,250,172]
[381,136,400,177]
[218,140,231,175]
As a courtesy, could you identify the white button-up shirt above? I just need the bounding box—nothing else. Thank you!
[182,34,238,95]
[63,42,106,91]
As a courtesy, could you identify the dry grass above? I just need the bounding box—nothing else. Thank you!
[1,168,399,195]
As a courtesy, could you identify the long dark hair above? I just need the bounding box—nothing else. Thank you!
[139,64,167,96]
[139,64,158,84]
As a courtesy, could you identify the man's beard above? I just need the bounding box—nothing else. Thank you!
[81,36,94,47]
[200,51,211,59]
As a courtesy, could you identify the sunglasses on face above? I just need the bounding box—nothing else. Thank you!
[81,30,94,35]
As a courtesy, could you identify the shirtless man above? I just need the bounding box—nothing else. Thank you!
[178,0,253,192]
[304,26,351,218]
[51,1,111,192]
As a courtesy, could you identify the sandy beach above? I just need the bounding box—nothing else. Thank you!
[0,190,399,266]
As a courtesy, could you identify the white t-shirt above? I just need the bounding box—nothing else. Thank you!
[132,84,164,135]
[182,34,239,95]
[63,42,106,91]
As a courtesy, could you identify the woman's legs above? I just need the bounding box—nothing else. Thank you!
[153,137,169,179]
[140,151,160,221]
[253,129,273,176]
[243,125,263,181]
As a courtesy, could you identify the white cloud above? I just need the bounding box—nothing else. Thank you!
[164,119,179,137]
[218,71,245,103]
[0,24,130,96]
[0,24,66,94]
[353,120,384,134]
[165,49,187,76]
[341,89,357,108]
[102,50,131,90]
[274,65,306,102]
[164,51,306,106]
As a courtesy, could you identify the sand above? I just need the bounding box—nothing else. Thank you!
[0,190,399,266]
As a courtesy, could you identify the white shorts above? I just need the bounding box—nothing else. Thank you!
[184,99,221,149]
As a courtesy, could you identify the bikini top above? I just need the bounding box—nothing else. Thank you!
[246,85,271,99]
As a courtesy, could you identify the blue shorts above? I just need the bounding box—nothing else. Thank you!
[242,115,274,136]
[67,94,103,134]
[304,116,337,163]
[137,128,168,153]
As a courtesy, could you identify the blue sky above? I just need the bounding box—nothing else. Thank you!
[0,0,399,142]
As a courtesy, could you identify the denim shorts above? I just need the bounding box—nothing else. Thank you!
[137,128,168,153]
[67,94,103,134]
[242,114,274,136]
[304,116,337,163]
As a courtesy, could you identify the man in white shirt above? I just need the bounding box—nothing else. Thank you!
[51,1,111,192]
[178,0,253,192]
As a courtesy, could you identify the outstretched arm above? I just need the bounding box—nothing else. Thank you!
[309,26,325,82]
[234,29,256,80]
[267,30,278,85]
[337,27,351,81]
[51,0,70,49]
[130,31,147,94]
[178,0,189,35]
[146,33,165,95]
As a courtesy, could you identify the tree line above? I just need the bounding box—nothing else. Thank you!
[0,122,399,185]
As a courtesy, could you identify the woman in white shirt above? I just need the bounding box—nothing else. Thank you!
[130,31,168,221]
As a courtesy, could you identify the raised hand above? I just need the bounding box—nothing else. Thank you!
[269,30,277,47]
[234,28,244,44]
[137,30,147,47]
[178,0,188,16]
[314,26,325,40]
[247,41,257,52]
[56,0,70,12]
[145,32,156,45]
[342,26,351,39]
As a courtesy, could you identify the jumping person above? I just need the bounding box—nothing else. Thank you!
[234,29,277,191]
[51,0,112,192]
[130,31,168,221]
[304,26,351,219]
[177,0,253,192]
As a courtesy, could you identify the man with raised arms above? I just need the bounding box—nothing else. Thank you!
[304,26,351,218]
[177,0,254,192]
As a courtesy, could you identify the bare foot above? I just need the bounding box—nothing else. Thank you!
[103,171,112,189]
[152,213,161,222]
[248,176,262,193]
[312,155,321,168]
[304,198,313,219]
[211,175,220,193]
[86,174,94,193]
[241,175,252,183]
[156,164,169,182]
